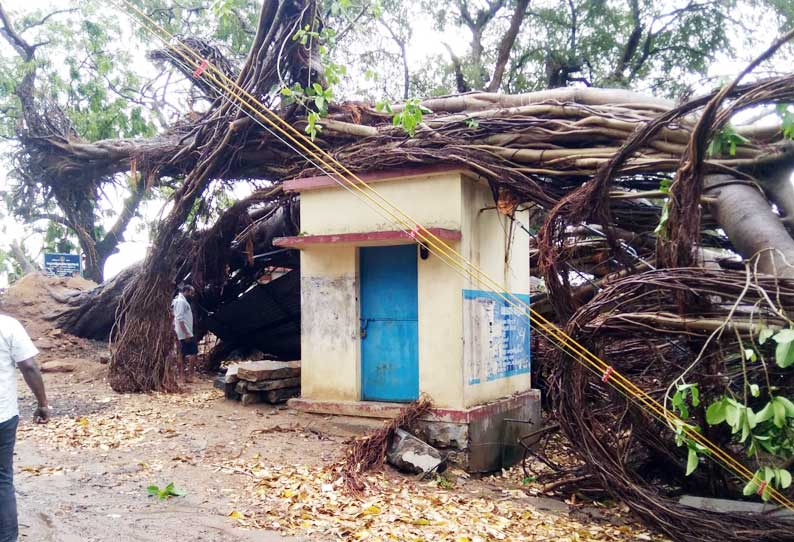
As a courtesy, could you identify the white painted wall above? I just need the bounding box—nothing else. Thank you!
[297,170,531,411]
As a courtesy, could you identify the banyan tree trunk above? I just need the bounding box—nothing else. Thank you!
[705,173,794,277]
[47,264,140,340]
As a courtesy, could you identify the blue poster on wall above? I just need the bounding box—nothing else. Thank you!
[463,289,531,385]
[43,253,81,278]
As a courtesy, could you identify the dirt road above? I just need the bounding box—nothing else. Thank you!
[15,378,311,541]
[3,311,660,542]
[12,364,662,542]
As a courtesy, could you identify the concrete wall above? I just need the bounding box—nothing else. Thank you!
[300,171,464,235]
[460,175,532,409]
[299,246,360,401]
[417,240,465,409]
[297,170,530,411]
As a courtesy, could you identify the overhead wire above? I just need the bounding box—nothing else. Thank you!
[113,0,794,509]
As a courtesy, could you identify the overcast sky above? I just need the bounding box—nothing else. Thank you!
[0,0,788,285]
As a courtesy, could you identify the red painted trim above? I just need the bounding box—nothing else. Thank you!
[273,228,461,249]
[283,165,468,193]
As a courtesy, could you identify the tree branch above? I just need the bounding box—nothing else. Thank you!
[20,7,77,32]
[444,42,471,93]
[380,19,410,99]
[487,0,530,92]
[29,213,73,229]
[607,0,643,85]
[0,2,35,59]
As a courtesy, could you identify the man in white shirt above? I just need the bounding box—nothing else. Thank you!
[0,314,50,542]
[172,285,197,383]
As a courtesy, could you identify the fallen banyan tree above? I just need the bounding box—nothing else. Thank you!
[13,0,794,539]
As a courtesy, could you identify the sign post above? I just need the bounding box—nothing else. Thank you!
[43,253,82,277]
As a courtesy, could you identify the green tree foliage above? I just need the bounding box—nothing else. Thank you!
[329,0,794,99]
[2,0,794,282]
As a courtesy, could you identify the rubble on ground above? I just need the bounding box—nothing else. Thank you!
[218,360,301,405]
[387,428,447,475]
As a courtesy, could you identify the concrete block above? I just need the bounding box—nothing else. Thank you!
[442,449,470,471]
[387,429,446,475]
[679,495,794,518]
[415,421,469,450]
[468,392,541,473]
[264,387,300,404]
[246,377,301,391]
[237,360,300,382]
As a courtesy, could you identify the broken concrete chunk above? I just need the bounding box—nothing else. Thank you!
[237,360,300,382]
[387,428,447,475]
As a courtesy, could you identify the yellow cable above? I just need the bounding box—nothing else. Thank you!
[115,1,794,509]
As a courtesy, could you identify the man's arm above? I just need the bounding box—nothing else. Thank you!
[17,358,50,423]
[178,320,192,338]
[174,300,193,339]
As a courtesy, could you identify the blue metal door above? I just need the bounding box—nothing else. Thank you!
[360,245,419,402]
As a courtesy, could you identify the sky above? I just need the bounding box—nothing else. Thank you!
[0,0,790,285]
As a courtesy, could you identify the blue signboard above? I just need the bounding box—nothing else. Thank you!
[463,289,531,385]
[44,253,81,278]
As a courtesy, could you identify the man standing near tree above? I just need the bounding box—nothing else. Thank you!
[0,314,50,542]
[172,284,198,383]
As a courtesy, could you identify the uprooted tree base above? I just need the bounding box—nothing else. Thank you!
[542,268,794,542]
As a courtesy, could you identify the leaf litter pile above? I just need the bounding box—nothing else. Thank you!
[220,459,662,542]
[17,386,663,541]
[16,390,223,451]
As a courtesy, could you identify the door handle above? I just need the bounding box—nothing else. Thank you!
[360,318,369,339]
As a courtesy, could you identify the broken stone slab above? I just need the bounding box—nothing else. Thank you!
[679,495,794,518]
[387,428,447,476]
[237,360,300,382]
[246,377,301,391]
[264,387,300,404]
[40,361,76,373]
[224,364,240,384]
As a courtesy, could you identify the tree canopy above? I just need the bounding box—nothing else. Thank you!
[1,0,794,282]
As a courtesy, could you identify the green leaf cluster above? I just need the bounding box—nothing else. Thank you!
[707,124,749,157]
[147,482,186,501]
[390,98,431,137]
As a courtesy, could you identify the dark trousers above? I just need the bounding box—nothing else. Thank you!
[0,416,18,542]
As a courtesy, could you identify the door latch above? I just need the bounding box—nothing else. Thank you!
[360,318,370,339]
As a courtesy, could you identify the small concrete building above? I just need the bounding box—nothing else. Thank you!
[276,166,540,472]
